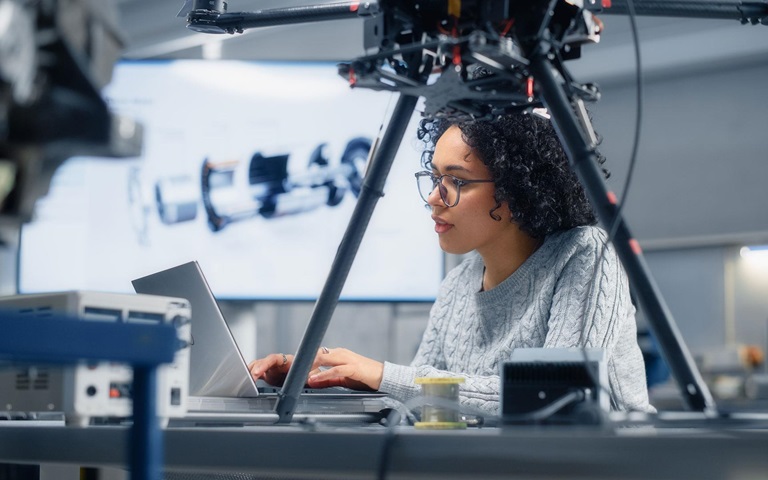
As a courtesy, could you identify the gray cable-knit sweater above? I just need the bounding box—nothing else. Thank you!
[379,225,655,416]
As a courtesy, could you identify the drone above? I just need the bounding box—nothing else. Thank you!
[180,0,608,121]
[177,0,767,420]
[179,0,767,122]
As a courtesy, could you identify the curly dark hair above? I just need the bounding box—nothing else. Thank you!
[417,112,606,239]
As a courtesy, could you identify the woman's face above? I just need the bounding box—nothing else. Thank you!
[427,125,517,256]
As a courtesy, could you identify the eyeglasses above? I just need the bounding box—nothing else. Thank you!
[415,170,494,208]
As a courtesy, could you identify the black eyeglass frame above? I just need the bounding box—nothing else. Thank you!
[414,170,494,207]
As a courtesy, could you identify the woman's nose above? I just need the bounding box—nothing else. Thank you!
[426,182,443,207]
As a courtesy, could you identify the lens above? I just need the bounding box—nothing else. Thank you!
[440,177,458,206]
[415,172,459,207]
[416,172,437,204]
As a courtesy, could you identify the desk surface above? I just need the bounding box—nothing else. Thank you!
[3,417,768,479]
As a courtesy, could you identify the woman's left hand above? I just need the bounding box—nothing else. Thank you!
[307,347,384,391]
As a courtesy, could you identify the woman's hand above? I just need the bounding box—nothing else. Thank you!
[247,352,295,387]
[307,347,384,391]
[248,347,384,391]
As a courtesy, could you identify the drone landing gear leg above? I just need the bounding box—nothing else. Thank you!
[528,53,717,414]
[275,94,420,423]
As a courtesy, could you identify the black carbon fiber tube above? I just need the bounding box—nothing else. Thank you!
[188,2,375,34]
[603,0,768,23]
[239,2,366,28]
[275,94,420,424]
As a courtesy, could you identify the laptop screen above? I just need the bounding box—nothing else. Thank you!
[132,261,260,398]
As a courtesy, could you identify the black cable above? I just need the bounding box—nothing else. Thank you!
[578,0,643,411]
[502,389,588,424]
[609,0,644,242]
[376,408,402,480]
[376,396,489,480]
[584,0,643,289]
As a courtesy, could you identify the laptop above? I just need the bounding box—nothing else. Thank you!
[132,260,387,424]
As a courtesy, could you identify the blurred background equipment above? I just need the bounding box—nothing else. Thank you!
[0,0,142,244]
[0,291,191,426]
[698,344,766,401]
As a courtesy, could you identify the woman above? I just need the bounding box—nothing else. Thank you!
[248,112,654,415]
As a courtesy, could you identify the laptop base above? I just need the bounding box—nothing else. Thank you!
[174,395,388,426]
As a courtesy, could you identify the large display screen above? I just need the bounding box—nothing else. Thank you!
[18,60,444,301]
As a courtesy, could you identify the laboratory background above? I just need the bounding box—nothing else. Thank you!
[1,1,768,478]
[6,0,764,408]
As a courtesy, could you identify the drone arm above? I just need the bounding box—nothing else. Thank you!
[187,1,380,34]
[603,0,768,25]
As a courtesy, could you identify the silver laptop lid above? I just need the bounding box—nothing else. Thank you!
[132,261,259,398]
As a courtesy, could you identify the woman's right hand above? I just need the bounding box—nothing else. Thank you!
[247,353,294,387]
